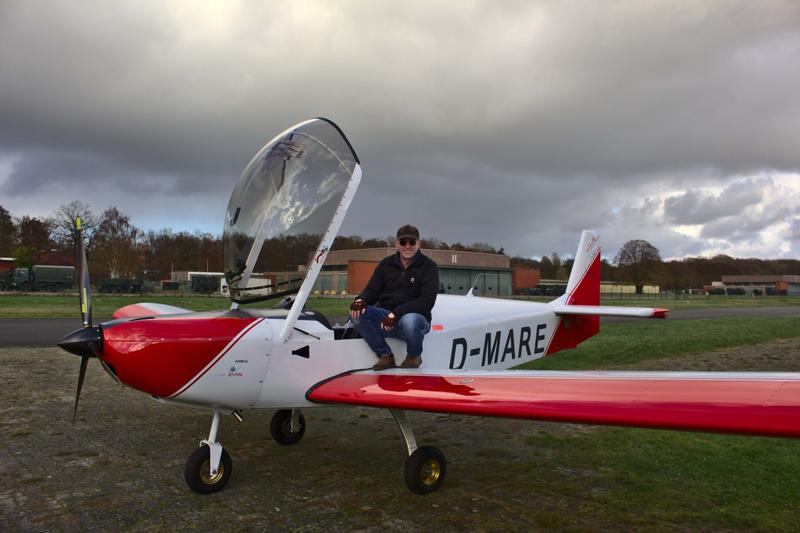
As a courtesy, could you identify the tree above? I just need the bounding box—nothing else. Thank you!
[93,207,142,278]
[51,201,100,253]
[0,206,15,256]
[15,216,53,254]
[613,239,662,294]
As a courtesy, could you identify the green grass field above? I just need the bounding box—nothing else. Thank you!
[2,294,798,528]
[518,316,800,370]
[0,294,353,319]
[0,292,798,318]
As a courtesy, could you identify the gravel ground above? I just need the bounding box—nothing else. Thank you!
[2,339,799,532]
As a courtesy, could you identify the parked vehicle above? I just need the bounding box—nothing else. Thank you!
[97,278,144,294]
[8,265,75,291]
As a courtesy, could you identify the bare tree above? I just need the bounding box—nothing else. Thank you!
[613,239,662,294]
[93,207,141,278]
[51,201,100,252]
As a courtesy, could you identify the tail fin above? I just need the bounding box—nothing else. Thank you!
[546,230,601,355]
[560,230,601,306]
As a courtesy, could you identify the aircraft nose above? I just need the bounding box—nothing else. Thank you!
[58,326,103,358]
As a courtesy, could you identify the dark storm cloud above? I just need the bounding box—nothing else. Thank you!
[663,179,767,225]
[1,0,799,258]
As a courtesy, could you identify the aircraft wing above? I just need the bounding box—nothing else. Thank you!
[553,305,668,319]
[307,369,800,438]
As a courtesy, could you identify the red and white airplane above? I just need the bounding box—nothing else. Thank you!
[59,118,800,495]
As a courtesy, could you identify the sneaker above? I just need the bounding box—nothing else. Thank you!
[400,356,422,368]
[372,357,396,371]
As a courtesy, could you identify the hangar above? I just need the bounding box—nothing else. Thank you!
[709,275,800,296]
[313,247,540,297]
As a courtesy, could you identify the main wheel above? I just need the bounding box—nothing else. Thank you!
[270,409,306,445]
[404,446,446,495]
[184,446,232,494]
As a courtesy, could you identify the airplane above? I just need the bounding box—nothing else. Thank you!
[58,117,800,495]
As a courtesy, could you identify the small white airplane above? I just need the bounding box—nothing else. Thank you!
[59,118,800,495]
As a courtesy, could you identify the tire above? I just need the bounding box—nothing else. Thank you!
[404,446,446,495]
[20,281,32,292]
[184,446,232,494]
[270,409,306,445]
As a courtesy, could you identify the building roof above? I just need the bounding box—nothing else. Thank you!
[721,275,800,283]
[324,247,510,269]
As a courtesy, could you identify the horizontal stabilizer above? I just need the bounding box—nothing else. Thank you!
[308,370,800,438]
[553,305,668,319]
[112,302,191,319]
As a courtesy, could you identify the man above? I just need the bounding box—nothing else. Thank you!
[350,224,439,370]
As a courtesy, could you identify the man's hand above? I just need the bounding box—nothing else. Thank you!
[349,298,366,319]
[381,313,396,331]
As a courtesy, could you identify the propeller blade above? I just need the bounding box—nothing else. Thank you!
[73,355,90,423]
[76,217,92,327]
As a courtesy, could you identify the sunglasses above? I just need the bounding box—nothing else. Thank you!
[398,238,417,247]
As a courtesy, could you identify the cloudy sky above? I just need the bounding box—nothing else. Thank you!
[1,0,799,260]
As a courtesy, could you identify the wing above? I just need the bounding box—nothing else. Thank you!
[112,302,192,319]
[307,369,800,438]
[553,305,668,319]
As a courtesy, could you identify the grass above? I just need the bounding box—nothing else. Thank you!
[518,428,800,530]
[3,294,798,529]
[0,293,798,319]
[518,316,800,370]
[516,294,800,309]
[0,294,353,319]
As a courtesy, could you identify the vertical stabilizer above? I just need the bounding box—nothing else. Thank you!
[562,230,601,306]
[546,230,601,355]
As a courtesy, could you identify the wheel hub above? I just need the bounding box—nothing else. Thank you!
[420,459,441,486]
[199,459,225,485]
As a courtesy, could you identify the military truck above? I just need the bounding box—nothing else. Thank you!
[97,278,144,294]
[9,265,75,291]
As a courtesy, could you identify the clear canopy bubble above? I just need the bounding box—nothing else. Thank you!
[223,118,359,303]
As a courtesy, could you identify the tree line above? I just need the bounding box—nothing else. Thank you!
[1,202,797,289]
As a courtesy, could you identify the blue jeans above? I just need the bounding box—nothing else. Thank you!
[352,306,430,358]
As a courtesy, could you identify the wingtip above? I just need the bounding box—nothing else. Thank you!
[652,308,669,319]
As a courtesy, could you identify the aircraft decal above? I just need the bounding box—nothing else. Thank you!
[449,325,546,369]
[169,317,265,397]
[292,345,311,358]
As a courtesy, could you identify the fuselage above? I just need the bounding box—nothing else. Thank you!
[97,295,571,411]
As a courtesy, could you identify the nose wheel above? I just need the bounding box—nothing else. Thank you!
[185,445,232,494]
[185,411,233,494]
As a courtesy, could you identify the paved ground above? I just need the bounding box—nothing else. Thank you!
[3,337,800,531]
[2,306,798,347]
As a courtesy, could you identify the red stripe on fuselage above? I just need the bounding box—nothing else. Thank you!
[102,316,261,398]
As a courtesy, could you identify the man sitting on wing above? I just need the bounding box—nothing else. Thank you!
[349,224,439,370]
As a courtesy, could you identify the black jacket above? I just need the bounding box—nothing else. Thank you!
[358,251,439,321]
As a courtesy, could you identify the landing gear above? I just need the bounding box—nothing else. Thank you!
[185,411,233,494]
[405,446,446,495]
[391,410,447,494]
[270,409,306,445]
[185,445,232,494]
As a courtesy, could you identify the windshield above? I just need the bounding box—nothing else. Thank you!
[223,118,359,303]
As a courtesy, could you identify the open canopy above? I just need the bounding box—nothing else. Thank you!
[223,118,360,303]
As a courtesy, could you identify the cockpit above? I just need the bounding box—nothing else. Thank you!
[223,118,361,338]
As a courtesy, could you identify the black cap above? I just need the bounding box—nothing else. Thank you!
[396,224,420,239]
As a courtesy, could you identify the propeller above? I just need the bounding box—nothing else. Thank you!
[57,217,102,423]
